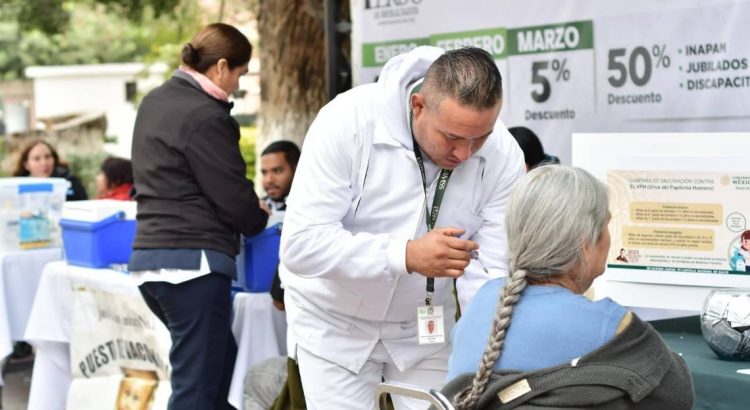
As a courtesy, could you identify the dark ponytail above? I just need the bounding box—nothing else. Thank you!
[181,23,252,73]
[181,43,201,68]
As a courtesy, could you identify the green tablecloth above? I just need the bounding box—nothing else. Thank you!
[650,315,750,410]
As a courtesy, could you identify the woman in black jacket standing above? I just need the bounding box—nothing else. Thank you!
[128,23,268,410]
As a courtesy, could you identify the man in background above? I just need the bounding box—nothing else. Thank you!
[258,140,300,311]
[243,140,301,409]
[507,126,560,172]
[260,140,300,227]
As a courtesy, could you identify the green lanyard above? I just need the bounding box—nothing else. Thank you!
[408,82,453,306]
[412,137,452,306]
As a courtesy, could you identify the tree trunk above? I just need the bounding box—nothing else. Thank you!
[256,0,349,152]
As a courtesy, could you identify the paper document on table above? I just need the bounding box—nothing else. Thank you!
[726,295,750,328]
[704,293,731,325]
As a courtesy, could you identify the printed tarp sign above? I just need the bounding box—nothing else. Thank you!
[68,284,172,409]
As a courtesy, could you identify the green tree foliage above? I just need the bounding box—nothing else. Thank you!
[1,0,181,35]
[87,0,182,21]
[0,0,201,80]
[1,0,70,35]
[239,126,257,181]
[66,151,110,197]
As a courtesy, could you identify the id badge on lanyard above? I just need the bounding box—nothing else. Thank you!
[413,138,452,345]
[417,304,445,345]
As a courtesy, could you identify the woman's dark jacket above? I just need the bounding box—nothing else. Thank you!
[130,74,267,258]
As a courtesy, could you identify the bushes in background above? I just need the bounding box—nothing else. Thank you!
[239,126,257,182]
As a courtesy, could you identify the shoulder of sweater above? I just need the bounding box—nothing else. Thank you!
[615,311,633,334]
[144,80,235,131]
[582,312,659,363]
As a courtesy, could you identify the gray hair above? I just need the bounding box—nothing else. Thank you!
[453,165,610,409]
[421,47,502,110]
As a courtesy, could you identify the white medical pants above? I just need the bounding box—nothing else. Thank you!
[297,341,450,410]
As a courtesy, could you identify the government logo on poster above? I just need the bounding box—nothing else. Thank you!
[364,0,423,25]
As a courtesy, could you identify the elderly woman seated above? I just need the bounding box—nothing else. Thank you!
[444,165,693,410]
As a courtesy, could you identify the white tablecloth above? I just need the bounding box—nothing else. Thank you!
[229,292,288,410]
[0,247,62,385]
[24,261,287,410]
[0,247,63,357]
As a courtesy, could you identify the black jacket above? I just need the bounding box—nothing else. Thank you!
[52,166,88,201]
[131,74,267,256]
[440,314,694,409]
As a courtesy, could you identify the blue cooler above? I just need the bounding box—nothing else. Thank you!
[59,200,137,269]
[242,223,282,292]
[60,212,136,268]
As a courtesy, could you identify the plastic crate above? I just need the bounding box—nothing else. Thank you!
[0,177,68,251]
[242,223,282,292]
[60,212,136,268]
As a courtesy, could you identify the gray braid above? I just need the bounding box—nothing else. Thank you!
[453,269,528,410]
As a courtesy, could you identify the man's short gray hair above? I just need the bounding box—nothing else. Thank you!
[422,47,502,110]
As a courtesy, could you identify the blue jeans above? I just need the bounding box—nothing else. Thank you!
[139,273,237,410]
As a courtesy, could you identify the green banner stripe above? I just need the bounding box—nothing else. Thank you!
[429,27,507,59]
[607,264,750,275]
[508,20,594,55]
[362,38,429,67]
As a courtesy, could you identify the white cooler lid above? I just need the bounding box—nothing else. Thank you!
[62,199,137,222]
[0,177,69,190]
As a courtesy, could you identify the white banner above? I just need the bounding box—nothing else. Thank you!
[69,284,172,409]
[350,0,750,164]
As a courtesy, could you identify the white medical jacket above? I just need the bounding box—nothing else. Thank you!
[280,46,525,373]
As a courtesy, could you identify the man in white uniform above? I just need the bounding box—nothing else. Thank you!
[279,46,525,409]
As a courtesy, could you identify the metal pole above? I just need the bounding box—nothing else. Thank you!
[324,0,339,101]
[218,0,226,21]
